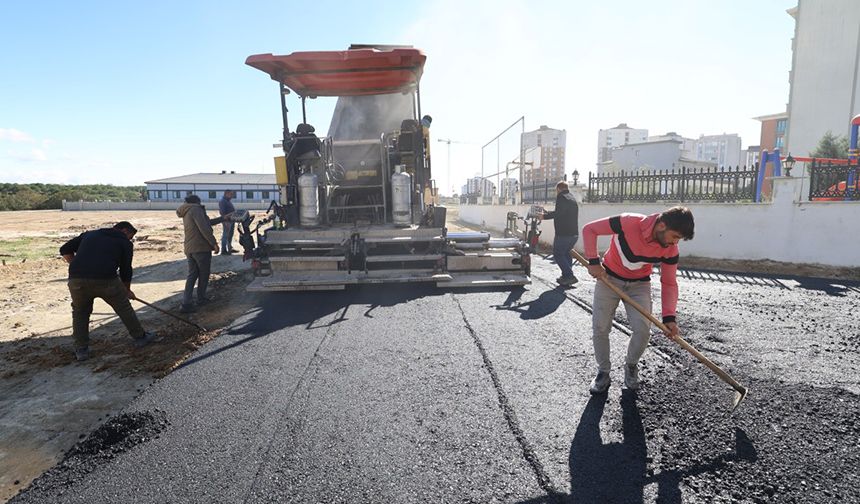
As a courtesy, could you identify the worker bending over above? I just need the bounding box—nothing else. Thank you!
[582,206,694,393]
[60,221,157,361]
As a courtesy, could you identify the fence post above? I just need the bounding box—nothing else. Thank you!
[620,170,625,202]
[587,172,592,202]
[680,166,686,202]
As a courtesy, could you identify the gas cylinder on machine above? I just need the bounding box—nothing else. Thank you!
[298,172,319,226]
[391,166,412,226]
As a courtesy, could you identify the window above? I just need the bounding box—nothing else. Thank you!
[156,191,163,199]
[776,119,787,133]
[262,191,270,200]
[775,136,785,149]
[173,191,181,199]
[246,191,254,199]
[186,191,192,197]
[208,191,216,199]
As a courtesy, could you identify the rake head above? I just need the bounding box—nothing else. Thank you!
[731,386,749,414]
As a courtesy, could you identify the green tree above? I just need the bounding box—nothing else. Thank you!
[810,131,850,159]
[0,184,145,211]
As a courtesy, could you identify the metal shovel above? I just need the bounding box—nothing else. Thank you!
[570,249,748,412]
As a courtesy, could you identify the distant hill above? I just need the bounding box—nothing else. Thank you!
[0,183,146,211]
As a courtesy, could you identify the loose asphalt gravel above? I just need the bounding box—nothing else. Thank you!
[9,255,860,504]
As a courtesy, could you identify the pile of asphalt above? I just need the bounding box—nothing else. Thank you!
[10,410,168,502]
[637,356,860,503]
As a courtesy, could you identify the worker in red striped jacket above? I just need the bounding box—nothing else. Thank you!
[581,206,695,393]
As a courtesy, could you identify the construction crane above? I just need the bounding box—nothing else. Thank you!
[437,138,476,196]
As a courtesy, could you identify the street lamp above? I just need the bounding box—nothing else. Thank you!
[783,154,796,176]
[572,169,580,185]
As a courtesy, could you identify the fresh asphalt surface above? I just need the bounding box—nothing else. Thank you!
[12,256,860,503]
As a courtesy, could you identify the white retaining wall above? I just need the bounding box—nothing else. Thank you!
[62,200,271,211]
[459,177,860,268]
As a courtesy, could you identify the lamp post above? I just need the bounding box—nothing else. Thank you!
[572,169,580,185]
[783,154,796,176]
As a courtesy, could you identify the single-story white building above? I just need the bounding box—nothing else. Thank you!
[145,171,279,203]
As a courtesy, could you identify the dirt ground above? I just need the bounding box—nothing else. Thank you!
[0,210,263,502]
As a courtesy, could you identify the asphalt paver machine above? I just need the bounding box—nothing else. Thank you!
[244,46,531,291]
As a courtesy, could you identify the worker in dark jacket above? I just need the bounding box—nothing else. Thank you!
[539,181,580,286]
[59,221,156,361]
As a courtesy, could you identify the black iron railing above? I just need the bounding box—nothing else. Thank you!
[586,166,759,203]
[522,179,557,204]
[808,160,860,201]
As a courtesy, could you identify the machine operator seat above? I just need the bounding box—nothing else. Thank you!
[289,123,322,162]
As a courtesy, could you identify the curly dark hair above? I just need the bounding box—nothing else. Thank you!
[657,206,694,240]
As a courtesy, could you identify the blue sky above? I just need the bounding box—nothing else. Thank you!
[1,0,796,193]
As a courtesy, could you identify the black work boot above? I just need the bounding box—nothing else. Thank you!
[133,331,159,348]
[75,346,90,362]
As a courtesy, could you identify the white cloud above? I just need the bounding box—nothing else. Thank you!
[0,128,35,143]
[7,148,48,162]
[0,167,99,185]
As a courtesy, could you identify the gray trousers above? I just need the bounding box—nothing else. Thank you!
[68,277,145,349]
[592,276,653,372]
[183,252,212,305]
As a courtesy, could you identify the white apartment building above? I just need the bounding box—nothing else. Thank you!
[648,132,697,159]
[785,1,860,157]
[597,123,648,164]
[598,140,715,174]
[694,134,742,168]
[499,178,519,200]
[741,146,761,167]
[464,176,496,197]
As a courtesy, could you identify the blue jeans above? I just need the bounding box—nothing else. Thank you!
[221,222,235,252]
[553,234,578,279]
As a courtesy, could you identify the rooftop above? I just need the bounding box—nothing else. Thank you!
[145,172,277,185]
[753,111,789,122]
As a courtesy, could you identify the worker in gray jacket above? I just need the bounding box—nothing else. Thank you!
[177,195,224,313]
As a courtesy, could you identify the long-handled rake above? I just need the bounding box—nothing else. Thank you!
[134,298,208,332]
[570,249,748,412]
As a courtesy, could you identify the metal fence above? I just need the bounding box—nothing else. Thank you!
[522,179,560,204]
[586,166,759,203]
[808,160,860,201]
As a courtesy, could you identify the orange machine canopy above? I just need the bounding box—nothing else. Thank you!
[245,48,426,97]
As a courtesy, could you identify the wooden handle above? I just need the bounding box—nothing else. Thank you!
[570,249,746,394]
[135,298,208,332]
